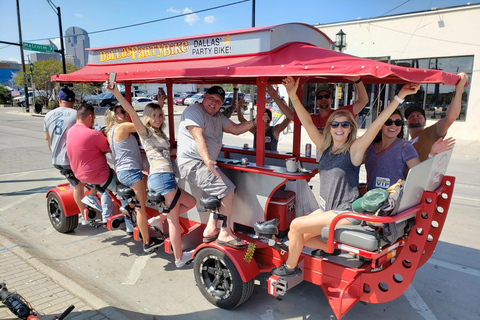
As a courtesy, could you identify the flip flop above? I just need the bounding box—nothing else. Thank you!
[216,238,248,249]
[202,230,220,243]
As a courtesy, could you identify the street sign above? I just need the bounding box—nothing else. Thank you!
[22,42,54,54]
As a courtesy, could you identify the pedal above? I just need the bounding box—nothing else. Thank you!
[275,278,288,296]
[267,239,289,253]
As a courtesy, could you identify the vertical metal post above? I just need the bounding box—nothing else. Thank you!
[57,6,66,74]
[250,0,255,120]
[16,0,29,112]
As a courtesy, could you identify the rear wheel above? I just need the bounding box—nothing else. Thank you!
[194,247,254,309]
[47,192,78,233]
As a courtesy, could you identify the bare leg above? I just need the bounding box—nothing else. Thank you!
[216,191,246,245]
[73,182,85,214]
[130,177,150,244]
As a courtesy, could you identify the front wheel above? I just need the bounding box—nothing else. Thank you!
[194,247,254,309]
[47,192,78,233]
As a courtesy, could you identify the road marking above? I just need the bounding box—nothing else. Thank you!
[427,257,480,278]
[452,195,479,202]
[122,255,150,285]
[404,285,438,320]
[0,193,37,212]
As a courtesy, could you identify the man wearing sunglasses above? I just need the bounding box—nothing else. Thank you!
[311,76,368,131]
[405,72,468,161]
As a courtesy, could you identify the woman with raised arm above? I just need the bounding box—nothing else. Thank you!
[271,77,420,278]
[107,82,196,268]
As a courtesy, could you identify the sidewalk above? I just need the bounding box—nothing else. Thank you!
[0,235,128,320]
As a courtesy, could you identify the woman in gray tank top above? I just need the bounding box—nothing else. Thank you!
[272,77,420,278]
[107,105,165,253]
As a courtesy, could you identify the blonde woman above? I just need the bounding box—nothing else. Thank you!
[107,83,196,268]
[271,77,420,278]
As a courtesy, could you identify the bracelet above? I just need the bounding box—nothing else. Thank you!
[394,95,404,104]
[354,78,362,84]
[233,88,239,91]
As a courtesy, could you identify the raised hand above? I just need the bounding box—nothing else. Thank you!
[430,137,455,157]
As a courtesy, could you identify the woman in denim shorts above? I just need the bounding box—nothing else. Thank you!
[107,83,196,268]
[107,105,164,253]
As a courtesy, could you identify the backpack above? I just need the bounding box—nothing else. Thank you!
[362,180,415,245]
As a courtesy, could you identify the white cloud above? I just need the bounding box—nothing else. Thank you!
[8,57,20,63]
[167,7,180,14]
[204,15,216,24]
[183,8,199,26]
[75,13,83,18]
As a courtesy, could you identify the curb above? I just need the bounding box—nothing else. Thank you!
[0,234,131,320]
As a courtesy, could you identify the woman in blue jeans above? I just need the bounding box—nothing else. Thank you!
[107,82,196,268]
[106,104,164,253]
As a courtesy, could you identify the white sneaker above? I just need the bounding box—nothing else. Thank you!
[148,217,164,233]
[81,195,102,212]
[175,249,195,268]
[79,213,89,226]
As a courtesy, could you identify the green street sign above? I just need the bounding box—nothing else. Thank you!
[22,42,54,54]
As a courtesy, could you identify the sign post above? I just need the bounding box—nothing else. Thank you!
[22,42,54,54]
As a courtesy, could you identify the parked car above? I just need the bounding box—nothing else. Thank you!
[132,90,149,98]
[174,93,195,105]
[85,92,124,107]
[132,97,158,111]
[183,93,204,106]
[13,90,49,110]
[220,92,247,114]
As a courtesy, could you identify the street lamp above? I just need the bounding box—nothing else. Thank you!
[29,62,38,113]
[335,29,346,52]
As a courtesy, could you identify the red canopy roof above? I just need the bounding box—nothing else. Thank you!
[51,28,460,86]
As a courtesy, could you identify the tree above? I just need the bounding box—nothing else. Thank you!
[13,59,96,108]
[0,84,12,104]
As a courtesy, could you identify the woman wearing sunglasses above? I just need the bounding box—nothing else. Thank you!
[107,82,197,268]
[271,76,420,278]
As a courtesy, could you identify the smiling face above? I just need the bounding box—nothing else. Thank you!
[382,113,403,139]
[148,108,164,129]
[114,106,131,123]
[202,93,223,115]
[316,90,334,110]
[329,115,352,142]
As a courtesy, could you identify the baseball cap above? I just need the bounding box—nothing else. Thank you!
[206,86,226,102]
[404,105,426,120]
[352,188,389,213]
[57,87,75,102]
[315,85,333,97]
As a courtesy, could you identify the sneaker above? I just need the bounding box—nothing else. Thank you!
[271,264,302,278]
[81,195,102,212]
[79,213,89,226]
[175,249,195,268]
[148,217,164,233]
[143,237,165,253]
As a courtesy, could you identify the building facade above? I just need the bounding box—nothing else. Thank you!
[65,26,90,68]
[315,4,479,141]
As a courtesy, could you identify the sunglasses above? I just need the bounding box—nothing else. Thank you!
[385,119,403,126]
[115,109,126,115]
[317,94,331,100]
[331,121,351,129]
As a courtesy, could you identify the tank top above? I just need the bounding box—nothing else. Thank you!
[109,125,143,172]
[318,147,360,211]
[253,126,278,151]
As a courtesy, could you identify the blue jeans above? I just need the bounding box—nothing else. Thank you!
[148,172,177,195]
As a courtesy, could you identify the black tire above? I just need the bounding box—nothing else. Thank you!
[47,192,78,233]
[194,247,254,309]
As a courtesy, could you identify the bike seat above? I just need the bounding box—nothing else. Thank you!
[147,191,165,203]
[254,218,280,235]
[200,196,221,210]
[117,184,135,198]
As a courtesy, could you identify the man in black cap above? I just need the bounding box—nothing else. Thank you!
[405,72,468,161]
[177,85,257,249]
[44,87,88,219]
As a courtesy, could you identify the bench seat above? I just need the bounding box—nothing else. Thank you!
[321,225,387,252]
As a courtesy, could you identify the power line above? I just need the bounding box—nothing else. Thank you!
[380,0,411,17]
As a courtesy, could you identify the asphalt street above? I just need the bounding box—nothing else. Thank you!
[1,105,480,320]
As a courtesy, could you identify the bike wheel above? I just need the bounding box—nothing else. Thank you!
[47,192,78,233]
[194,247,254,309]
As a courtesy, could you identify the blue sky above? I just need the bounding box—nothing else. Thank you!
[0,0,476,63]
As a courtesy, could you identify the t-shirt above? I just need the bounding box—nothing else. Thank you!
[409,123,440,162]
[109,126,143,172]
[365,139,418,191]
[318,147,360,211]
[311,104,355,131]
[253,126,278,151]
[66,124,110,185]
[138,126,173,175]
[43,107,77,166]
[177,103,232,166]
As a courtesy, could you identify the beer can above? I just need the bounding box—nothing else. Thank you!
[243,143,249,149]
[305,143,312,157]
[241,157,248,165]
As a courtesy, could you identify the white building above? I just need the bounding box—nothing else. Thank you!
[315,4,478,141]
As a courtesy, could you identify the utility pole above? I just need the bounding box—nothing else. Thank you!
[57,6,66,74]
[16,0,29,112]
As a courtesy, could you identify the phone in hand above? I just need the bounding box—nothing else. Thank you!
[108,72,117,89]
[158,87,166,98]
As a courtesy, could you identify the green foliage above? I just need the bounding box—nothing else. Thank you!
[0,84,12,104]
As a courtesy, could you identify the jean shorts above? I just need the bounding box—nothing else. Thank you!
[116,169,144,188]
[148,172,177,195]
